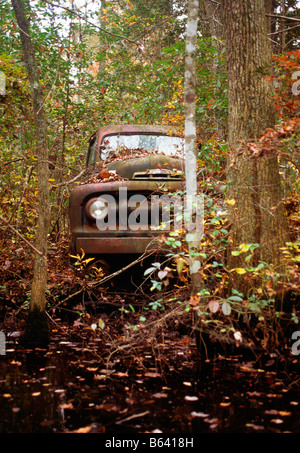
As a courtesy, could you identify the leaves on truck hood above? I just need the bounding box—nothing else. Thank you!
[80,167,127,185]
[81,146,183,184]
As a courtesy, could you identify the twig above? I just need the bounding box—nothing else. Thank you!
[268,23,300,35]
[116,411,150,425]
[266,13,300,22]
[42,0,141,46]
[53,169,86,187]
[51,248,156,309]
[90,247,156,288]
[46,311,70,336]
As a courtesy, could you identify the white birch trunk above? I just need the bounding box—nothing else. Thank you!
[184,0,202,293]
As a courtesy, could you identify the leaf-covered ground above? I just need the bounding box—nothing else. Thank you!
[0,231,300,433]
[0,308,300,433]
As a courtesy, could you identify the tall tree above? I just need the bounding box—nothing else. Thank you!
[184,0,203,294]
[222,0,290,293]
[11,0,51,346]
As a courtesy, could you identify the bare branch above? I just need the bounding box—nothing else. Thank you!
[42,0,141,46]
[268,23,300,35]
[266,13,300,23]
[0,214,46,258]
[54,169,86,187]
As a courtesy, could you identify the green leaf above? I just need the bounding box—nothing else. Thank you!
[235,268,247,274]
[98,318,105,330]
[239,244,250,253]
[232,289,244,297]
[228,295,244,302]
[222,302,231,316]
[144,267,156,276]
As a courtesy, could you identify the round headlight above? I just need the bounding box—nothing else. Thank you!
[87,198,108,220]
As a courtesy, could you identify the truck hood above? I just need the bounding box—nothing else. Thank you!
[106,154,184,180]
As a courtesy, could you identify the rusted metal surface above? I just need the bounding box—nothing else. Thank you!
[107,154,184,180]
[76,237,159,255]
[69,180,183,208]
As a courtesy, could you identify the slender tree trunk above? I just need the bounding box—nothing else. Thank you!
[279,0,287,52]
[184,0,203,295]
[12,0,51,346]
[203,0,225,137]
[222,0,290,294]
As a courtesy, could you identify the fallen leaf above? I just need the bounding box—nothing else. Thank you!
[220,402,231,407]
[271,418,284,424]
[190,411,209,418]
[184,395,199,401]
[59,403,74,410]
[225,198,236,206]
[189,295,200,307]
[234,331,242,342]
[144,372,161,378]
[279,411,292,417]
[74,425,93,433]
[12,407,20,413]
[113,371,129,377]
[245,423,264,431]
[153,392,168,398]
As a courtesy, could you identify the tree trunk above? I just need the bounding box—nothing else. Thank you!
[222,0,290,294]
[203,0,225,137]
[184,0,203,295]
[11,0,51,347]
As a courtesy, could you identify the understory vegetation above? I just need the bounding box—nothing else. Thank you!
[0,0,299,361]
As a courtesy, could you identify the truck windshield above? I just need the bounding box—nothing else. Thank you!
[100,134,184,160]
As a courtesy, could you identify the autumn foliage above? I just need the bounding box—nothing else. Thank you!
[272,50,300,119]
[0,0,299,358]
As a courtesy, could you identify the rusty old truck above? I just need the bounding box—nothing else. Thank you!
[68,125,185,271]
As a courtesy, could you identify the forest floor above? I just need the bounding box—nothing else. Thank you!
[0,233,300,433]
[0,297,300,434]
